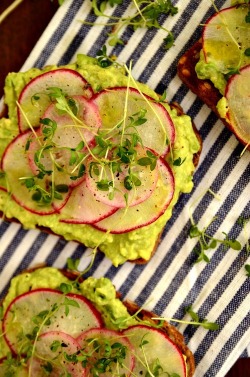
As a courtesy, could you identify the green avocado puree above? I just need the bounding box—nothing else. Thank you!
[0,54,200,266]
[195,1,250,122]
[0,267,137,359]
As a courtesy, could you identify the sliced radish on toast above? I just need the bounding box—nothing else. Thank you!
[29,331,85,377]
[202,5,250,74]
[93,87,175,156]
[1,131,70,215]
[77,327,135,376]
[123,325,186,377]
[43,95,101,146]
[18,68,93,132]
[3,288,103,354]
[60,179,118,224]
[224,64,250,145]
[93,157,174,233]
[86,146,159,208]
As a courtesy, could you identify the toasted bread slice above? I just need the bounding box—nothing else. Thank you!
[177,39,250,150]
[0,266,195,376]
[0,101,202,265]
[0,58,202,265]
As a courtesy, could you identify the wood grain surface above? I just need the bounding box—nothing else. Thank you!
[0,1,249,376]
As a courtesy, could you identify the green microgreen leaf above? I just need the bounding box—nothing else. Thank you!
[67,257,80,271]
[245,264,250,277]
[185,305,219,330]
[173,156,186,166]
[244,48,250,57]
[163,31,175,50]
[245,10,250,23]
[96,45,115,67]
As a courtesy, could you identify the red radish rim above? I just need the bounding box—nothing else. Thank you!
[92,157,175,234]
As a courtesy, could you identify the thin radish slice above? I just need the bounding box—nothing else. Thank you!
[86,146,159,208]
[1,131,70,215]
[18,68,93,132]
[43,95,101,146]
[225,64,250,145]
[202,5,250,74]
[27,135,86,189]
[123,325,186,377]
[77,327,135,376]
[93,87,175,156]
[3,288,103,355]
[93,157,174,233]
[29,331,85,377]
[60,179,118,224]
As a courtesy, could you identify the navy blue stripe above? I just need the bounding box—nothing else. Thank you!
[0,227,29,274]
[194,283,250,374]
[0,231,49,299]
[34,0,84,68]
[154,166,250,315]
[58,1,131,66]
[45,237,70,265]
[0,220,13,239]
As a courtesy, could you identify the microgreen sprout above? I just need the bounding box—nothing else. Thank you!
[237,216,250,253]
[188,189,242,263]
[152,305,219,331]
[245,264,250,277]
[87,0,178,49]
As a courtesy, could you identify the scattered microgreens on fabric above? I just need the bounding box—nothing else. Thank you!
[82,0,178,49]
[188,189,242,263]
[152,305,219,331]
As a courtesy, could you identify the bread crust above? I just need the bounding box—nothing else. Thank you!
[177,39,250,150]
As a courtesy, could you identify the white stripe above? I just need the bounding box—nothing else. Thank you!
[0,222,21,256]
[0,229,39,289]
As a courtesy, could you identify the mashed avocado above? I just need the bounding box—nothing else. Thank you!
[0,267,137,359]
[0,54,200,266]
[195,1,250,123]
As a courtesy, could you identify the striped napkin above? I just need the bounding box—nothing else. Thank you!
[0,0,249,376]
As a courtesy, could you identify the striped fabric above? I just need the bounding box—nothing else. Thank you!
[1,0,250,376]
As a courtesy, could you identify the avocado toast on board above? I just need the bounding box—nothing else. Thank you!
[0,54,201,266]
[0,265,195,376]
[178,1,250,150]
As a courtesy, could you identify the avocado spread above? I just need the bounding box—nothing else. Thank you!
[0,54,200,266]
[195,1,250,121]
[0,267,138,359]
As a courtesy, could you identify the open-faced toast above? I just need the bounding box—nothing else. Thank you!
[0,265,195,376]
[0,54,202,266]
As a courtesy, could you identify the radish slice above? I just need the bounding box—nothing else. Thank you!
[27,134,86,189]
[202,5,250,74]
[3,288,103,354]
[225,65,250,145]
[123,325,186,377]
[1,131,70,215]
[93,157,174,233]
[43,95,101,146]
[59,179,118,224]
[18,68,93,133]
[86,146,159,208]
[29,331,85,377]
[93,87,175,156]
[77,327,135,376]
